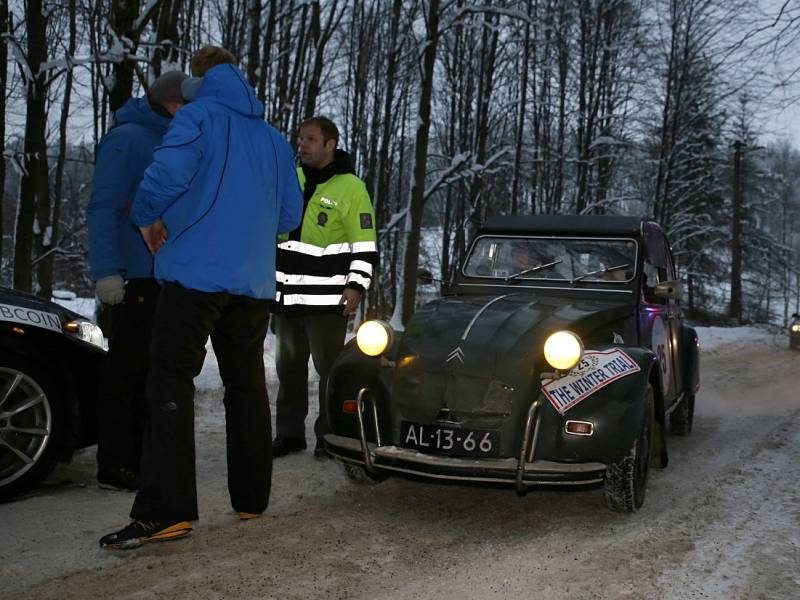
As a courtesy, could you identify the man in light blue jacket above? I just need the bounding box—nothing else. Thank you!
[100,48,303,549]
[86,70,187,492]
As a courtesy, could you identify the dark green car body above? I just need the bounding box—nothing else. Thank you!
[324,215,700,511]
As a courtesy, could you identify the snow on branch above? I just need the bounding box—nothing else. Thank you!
[379,207,410,240]
[133,0,165,33]
[3,32,33,84]
[422,151,472,200]
[446,5,533,27]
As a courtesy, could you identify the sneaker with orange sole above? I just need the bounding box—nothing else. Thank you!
[99,520,193,549]
[238,512,261,521]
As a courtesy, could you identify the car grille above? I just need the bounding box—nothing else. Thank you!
[392,370,515,428]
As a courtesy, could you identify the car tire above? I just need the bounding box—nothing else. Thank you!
[669,393,694,436]
[341,461,387,485]
[0,352,67,502]
[603,384,653,513]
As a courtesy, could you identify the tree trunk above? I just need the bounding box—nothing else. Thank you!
[0,1,8,271]
[14,0,50,294]
[108,0,142,112]
[510,0,532,216]
[152,0,184,76]
[400,0,441,325]
[374,0,403,227]
[729,140,743,322]
[41,0,78,296]
[245,0,262,86]
[107,0,163,112]
[257,0,277,103]
[303,0,343,122]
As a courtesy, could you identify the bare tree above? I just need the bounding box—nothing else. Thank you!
[13,0,50,292]
[0,0,9,268]
[399,0,441,325]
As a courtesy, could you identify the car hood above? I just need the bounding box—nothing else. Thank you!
[402,293,632,368]
[392,293,634,424]
[0,286,86,325]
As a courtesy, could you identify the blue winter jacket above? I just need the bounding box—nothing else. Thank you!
[130,64,303,299]
[86,97,170,280]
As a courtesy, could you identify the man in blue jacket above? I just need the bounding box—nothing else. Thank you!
[86,70,187,492]
[100,48,303,549]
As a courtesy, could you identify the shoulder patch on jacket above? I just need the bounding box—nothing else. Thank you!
[360,213,373,229]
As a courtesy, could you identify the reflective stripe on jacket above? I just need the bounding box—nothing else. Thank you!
[275,167,378,314]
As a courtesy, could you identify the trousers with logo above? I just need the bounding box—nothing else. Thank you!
[273,312,348,442]
[96,277,161,474]
[131,282,271,522]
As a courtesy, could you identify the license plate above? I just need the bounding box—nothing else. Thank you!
[400,421,500,457]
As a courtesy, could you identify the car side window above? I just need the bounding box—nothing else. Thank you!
[643,227,669,304]
[664,240,677,281]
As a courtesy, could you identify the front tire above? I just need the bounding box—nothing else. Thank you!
[0,354,67,501]
[341,461,387,485]
[604,384,653,513]
[669,393,694,435]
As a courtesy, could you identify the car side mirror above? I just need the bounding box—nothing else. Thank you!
[654,280,682,300]
[418,269,434,285]
[792,313,799,319]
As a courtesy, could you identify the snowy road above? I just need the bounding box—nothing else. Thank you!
[1,327,799,599]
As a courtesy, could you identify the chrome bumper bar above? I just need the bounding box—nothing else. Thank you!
[327,388,605,488]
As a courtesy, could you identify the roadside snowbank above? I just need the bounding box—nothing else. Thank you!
[694,324,786,352]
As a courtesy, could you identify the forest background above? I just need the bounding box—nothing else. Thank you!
[1,0,800,327]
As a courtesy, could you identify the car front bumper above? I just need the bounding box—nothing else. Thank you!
[324,392,607,489]
[324,433,606,486]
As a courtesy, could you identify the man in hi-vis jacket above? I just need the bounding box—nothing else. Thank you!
[272,116,378,460]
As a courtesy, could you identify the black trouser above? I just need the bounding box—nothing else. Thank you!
[274,312,347,441]
[96,278,160,473]
[131,283,271,522]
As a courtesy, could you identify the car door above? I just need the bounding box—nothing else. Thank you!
[640,226,680,408]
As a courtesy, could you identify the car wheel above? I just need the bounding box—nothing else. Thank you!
[0,354,66,501]
[341,461,387,485]
[603,384,653,513]
[669,393,694,435]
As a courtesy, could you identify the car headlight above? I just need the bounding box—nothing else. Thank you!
[65,319,106,349]
[356,320,393,356]
[543,330,584,371]
[792,324,800,333]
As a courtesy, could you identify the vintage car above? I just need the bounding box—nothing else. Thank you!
[323,215,699,512]
[0,287,105,500]
[791,313,800,350]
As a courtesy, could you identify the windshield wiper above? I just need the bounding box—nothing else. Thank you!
[504,259,563,283]
[570,263,630,284]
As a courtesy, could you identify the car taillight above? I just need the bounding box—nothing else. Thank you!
[342,400,358,414]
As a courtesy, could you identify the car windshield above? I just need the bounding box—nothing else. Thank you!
[463,236,637,283]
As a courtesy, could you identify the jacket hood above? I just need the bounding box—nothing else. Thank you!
[194,64,264,118]
[329,149,356,175]
[114,97,171,134]
[301,149,356,183]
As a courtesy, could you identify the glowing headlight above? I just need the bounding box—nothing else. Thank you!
[356,320,392,356]
[792,324,800,333]
[65,319,106,350]
[543,330,584,371]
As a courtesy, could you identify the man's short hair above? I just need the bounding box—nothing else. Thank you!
[191,46,237,77]
[300,116,339,145]
[149,71,188,106]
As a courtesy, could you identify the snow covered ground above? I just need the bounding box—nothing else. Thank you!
[50,291,97,321]
[1,323,798,599]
